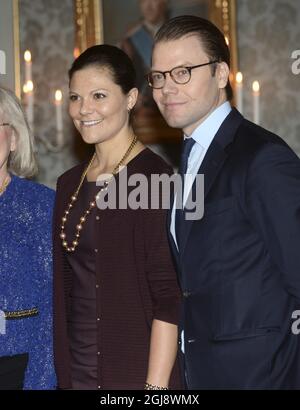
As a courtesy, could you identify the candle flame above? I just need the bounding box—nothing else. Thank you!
[73,47,80,59]
[236,72,243,84]
[55,90,63,102]
[24,50,32,62]
[27,80,34,92]
[23,83,28,94]
[225,36,229,46]
[252,81,260,93]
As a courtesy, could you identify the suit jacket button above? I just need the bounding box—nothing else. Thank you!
[183,291,190,298]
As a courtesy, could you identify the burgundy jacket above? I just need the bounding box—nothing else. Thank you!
[53,148,182,389]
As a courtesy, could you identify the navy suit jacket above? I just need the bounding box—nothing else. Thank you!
[168,108,300,389]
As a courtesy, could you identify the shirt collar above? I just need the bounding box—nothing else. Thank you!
[185,101,232,150]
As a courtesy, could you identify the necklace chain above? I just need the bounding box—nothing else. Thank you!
[60,135,138,252]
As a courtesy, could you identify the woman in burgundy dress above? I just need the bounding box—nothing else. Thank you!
[53,44,182,390]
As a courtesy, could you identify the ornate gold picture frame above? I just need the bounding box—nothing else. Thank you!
[74,0,238,144]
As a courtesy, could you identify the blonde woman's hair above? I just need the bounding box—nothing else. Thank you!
[0,87,37,177]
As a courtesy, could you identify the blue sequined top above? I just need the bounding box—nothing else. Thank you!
[0,175,56,389]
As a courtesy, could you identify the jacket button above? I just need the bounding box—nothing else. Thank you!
[183,291,190,298]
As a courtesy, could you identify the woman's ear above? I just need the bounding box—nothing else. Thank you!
[127,87,139,111]
[10,129,17,152]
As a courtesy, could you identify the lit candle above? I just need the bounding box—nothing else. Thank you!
[25,80,34,133]
[235,72,243,114]
[23,51,33,130]
[24,50,32,84]
[252,81,260,125]
[55,89,63,145]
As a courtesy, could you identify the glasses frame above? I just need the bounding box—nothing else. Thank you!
[147,60,219,89]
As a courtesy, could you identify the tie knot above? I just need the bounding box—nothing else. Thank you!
[182,138,195,159]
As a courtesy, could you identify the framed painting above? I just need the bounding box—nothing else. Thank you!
[74,0,238,145]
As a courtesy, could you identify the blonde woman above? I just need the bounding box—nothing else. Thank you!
[0,87,56,389]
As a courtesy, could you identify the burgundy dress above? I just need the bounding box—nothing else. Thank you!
[65,180,99,389]
[53,148,182,390]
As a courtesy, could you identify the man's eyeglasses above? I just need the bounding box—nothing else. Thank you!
[147,61,219,89]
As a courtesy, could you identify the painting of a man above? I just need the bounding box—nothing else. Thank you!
[120,0,169,119]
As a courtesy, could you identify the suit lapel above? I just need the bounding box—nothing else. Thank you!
[179,140,228,255]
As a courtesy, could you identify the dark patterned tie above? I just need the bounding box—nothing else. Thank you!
[175,138,196,249]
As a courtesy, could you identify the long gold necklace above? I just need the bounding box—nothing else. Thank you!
[60,135,138,252]
[0,175,10,196]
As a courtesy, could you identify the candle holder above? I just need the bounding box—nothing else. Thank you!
[234,71,261,125]
[22,51,66,153]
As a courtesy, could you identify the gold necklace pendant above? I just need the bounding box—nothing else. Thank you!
[60,135,138,252]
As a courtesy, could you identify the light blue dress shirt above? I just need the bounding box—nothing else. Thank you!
[171,101,232,249]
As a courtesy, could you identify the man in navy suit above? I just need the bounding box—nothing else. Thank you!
[148,15,300,389]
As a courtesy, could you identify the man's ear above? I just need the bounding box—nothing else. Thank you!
[217,62,230,90]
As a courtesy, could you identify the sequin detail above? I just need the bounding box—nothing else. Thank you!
[0,175,56,389]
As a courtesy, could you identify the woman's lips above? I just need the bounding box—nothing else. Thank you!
[80,119,103,127]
